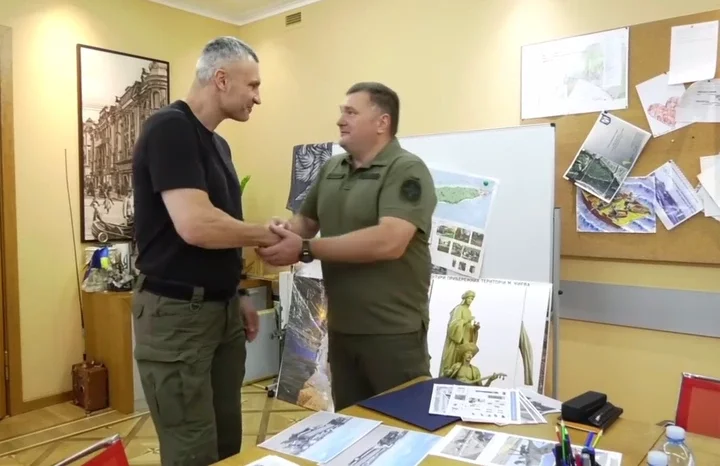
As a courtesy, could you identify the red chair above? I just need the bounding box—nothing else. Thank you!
[54,434,129,466]
[674,372,720,439]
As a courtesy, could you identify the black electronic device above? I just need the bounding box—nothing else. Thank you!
[587,401,624,430]
[561,390,624,431]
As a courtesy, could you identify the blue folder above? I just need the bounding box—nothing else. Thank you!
[357,377,469,432]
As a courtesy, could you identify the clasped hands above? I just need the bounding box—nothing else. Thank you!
[255,217,304,266]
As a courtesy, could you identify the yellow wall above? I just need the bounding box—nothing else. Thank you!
[0,0,246,401]
[235,0,720,424]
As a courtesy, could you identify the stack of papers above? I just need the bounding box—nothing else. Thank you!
[428,425,623,466]
[697,154,720,222]
[429,384,561,426]
[258,411,442,466]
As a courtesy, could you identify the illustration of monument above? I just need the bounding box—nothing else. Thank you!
[443,342,506,386]
[440,289,537,387]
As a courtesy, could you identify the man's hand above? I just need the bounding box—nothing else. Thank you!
[268,216,291,230]
[240,296,259,342]
[256,224,303,266]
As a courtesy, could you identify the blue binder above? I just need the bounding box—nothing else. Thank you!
[357,377,468,432]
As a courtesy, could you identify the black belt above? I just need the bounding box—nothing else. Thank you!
[138,276,238,302]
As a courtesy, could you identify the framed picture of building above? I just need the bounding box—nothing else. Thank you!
[77,44,170,243]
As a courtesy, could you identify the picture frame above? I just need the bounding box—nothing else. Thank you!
[76,44,170,243]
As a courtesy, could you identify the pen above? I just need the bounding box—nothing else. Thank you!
[585,432,594,447]
[592,429,603,448]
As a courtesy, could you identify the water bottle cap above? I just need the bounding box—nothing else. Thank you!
[666,425,686,441]
[647,450,668,466]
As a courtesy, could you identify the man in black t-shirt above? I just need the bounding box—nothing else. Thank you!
[131,37,279,466]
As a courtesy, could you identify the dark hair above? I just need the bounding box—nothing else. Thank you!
[346,82,400,136]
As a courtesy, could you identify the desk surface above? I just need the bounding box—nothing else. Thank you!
[643,430,720,464]
[219,377,664,466]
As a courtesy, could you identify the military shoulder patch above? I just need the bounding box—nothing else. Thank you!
[400,177,422,203]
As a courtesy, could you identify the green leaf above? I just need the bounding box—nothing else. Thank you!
[240,175,251,194]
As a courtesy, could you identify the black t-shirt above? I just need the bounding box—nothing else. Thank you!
[132,100,243,290]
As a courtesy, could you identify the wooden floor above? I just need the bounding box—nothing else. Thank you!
[0,380,312,465]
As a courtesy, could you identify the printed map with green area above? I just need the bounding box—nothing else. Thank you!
[436,186,484,205]
[429,168,497,231]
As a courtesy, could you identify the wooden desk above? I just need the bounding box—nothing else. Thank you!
[642,431,720,464]
[218,377,664,465]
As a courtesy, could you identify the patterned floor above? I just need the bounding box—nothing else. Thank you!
[0,381,312,465]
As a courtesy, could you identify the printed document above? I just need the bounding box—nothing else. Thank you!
[668,20,719,85]
[521,28,629,119]
[429,384,521,424]
[428,425,624,466]
[676,79,720,123]
[650,161,703,230]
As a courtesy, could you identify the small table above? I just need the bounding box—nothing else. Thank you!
[218,377,664,465]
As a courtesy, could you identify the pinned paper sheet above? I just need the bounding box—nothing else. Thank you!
[650,161,703,230]
[698,155,720,215]
[676,79,720,123]
[668,20,719,85]
[636,73,690,137]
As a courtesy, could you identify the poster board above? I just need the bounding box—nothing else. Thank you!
[332,123,556,284]
[522,10,720,264]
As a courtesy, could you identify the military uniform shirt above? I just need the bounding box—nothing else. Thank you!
[299,138,437,334]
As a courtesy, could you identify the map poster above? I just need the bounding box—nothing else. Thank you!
[520,27,629,120]
[429,168,498,279]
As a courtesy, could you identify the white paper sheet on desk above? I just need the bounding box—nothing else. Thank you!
[247,455,299,466]
[668,20,719,85]
[676,79,720,123]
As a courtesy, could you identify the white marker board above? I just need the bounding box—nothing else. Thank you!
[333,124,556,284]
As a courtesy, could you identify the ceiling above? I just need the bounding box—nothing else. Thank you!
[147,0,321,25]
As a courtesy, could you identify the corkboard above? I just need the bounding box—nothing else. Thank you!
[526,10,720,265]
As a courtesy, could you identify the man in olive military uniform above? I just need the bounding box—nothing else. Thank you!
[257,82,437,410]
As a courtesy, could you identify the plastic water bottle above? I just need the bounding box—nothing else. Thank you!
[662,426,695,465]
[647,450,668,466]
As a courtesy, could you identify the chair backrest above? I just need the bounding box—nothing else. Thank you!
[53,434,129,466]
[675,372,720,439]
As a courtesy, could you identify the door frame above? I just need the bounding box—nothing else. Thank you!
[0,24,24,416]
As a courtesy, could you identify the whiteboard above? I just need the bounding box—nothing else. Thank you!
[332,123,556,284]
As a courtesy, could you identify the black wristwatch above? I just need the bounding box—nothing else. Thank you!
[299,240,314,263]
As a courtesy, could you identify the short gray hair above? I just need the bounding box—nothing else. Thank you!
[195,37,258,84]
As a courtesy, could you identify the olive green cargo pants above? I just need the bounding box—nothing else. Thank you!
[327,321,431,411]
[132,277,246,466]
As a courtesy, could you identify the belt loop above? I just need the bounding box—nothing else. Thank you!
[191,286,204,304]
[134,273,146,292]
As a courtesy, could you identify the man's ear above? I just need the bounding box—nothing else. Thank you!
[377,114,391,135]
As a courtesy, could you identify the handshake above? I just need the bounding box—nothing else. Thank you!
[255,217,304,267]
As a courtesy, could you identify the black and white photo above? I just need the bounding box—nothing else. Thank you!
[429,425,495,464]
[286,142,333,213]
[77,44,169,243]
[563,111,650,204]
